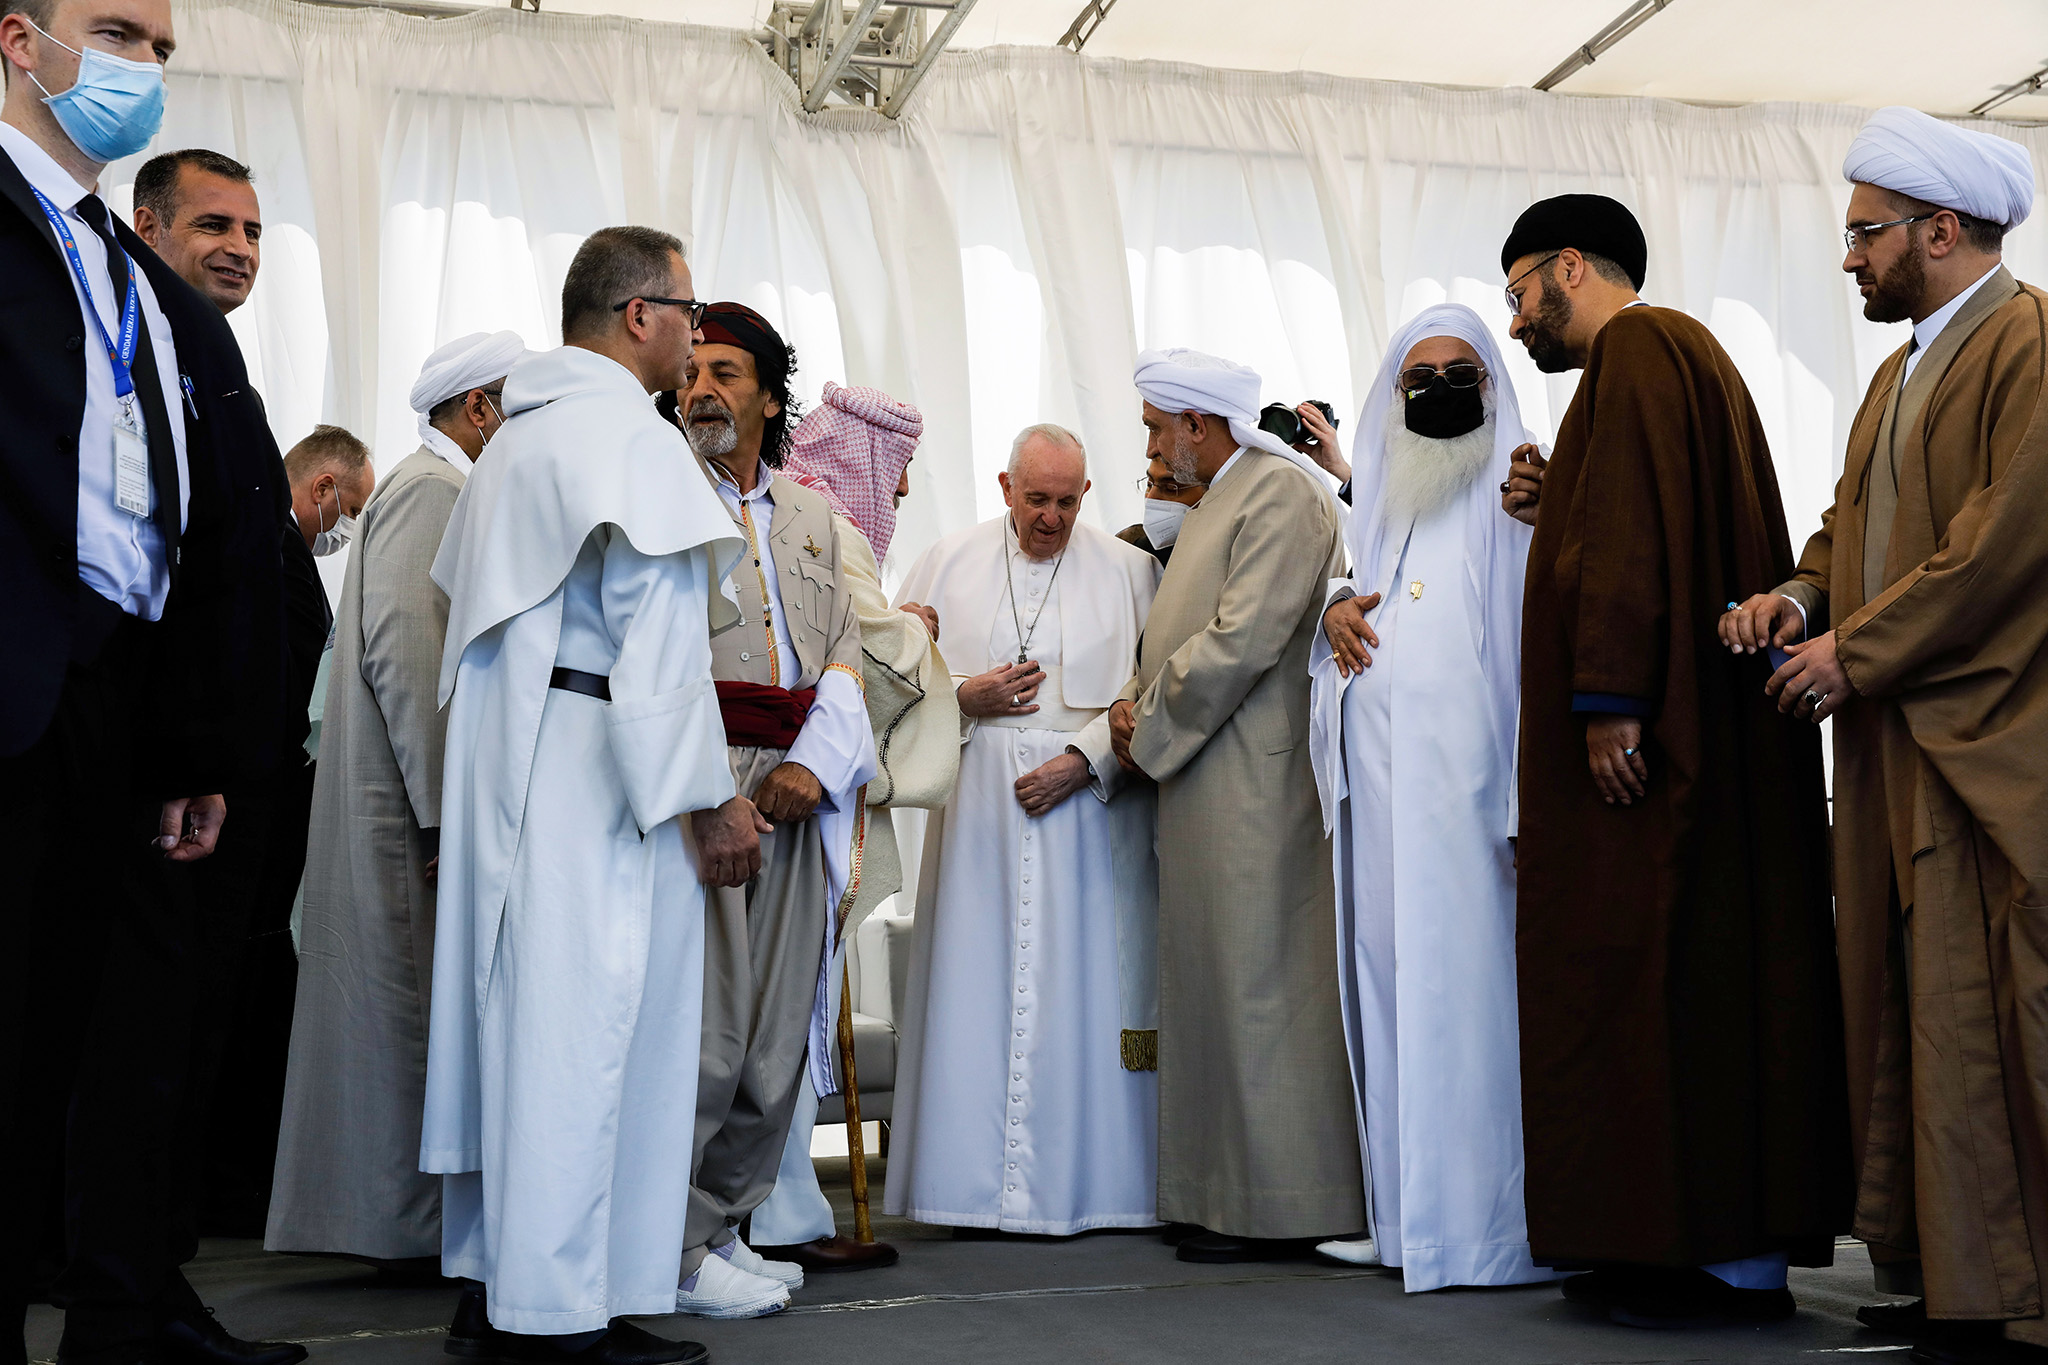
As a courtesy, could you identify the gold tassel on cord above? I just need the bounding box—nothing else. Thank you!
[1120,1029,1158,1072]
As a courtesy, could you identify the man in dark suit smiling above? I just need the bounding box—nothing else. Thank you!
[0,1,289,1362]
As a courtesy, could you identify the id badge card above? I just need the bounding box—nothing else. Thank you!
[113,403,151,519]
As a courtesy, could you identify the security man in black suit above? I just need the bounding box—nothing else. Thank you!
[133,149,341,1259]
[0,0,292,1363]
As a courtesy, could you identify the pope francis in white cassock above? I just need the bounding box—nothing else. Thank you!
[886,426,1163,1234]
[418,230,742,1349]
[1308,303,1553,1291]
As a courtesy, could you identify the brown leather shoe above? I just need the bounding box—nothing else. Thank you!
[749,1235,900,1273]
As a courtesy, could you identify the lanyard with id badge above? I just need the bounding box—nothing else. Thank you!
[30,184,153,520]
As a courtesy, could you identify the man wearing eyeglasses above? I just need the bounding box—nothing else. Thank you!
[267,331,521,1278]
[423,229,736,1365]
[1500,193,1848,1329]
[1724,107,2048,1365]
[1116,456,1206,566]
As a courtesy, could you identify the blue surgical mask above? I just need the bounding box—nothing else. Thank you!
[27,21,167,165]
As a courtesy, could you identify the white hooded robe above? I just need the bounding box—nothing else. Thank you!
[420,345,741,1333]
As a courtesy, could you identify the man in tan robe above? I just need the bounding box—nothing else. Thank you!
[1726,108,2048,1363]
[1107,348,1363,1262]
[267,331,522,1271]
[1501,194,1849,1327]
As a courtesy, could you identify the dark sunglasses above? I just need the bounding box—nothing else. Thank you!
[1397,362,1486,397]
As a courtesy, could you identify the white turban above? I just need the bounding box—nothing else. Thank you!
[1843,106,2036,228]
[1131,347,1337,503]
[409,330,529,472]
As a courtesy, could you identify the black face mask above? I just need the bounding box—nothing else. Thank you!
[1403,377,1485,440]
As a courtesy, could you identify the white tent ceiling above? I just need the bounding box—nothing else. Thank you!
[497,0,2048,121]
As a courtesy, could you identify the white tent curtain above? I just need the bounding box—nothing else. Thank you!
[108,0,2048,587]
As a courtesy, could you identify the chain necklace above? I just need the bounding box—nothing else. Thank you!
[1003,517,1068,665]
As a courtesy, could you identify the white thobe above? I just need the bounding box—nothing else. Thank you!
[1319,498,1552,1292]
[433,532,730,1331]
[421,344,739,1334]
[887,521,1160,1234]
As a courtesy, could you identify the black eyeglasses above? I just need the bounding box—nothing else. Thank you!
[1843,215,1934,253]
[1134,473,1205,496]
[613,296,708,327]
[1503,252,1561,313]
[1398,362,1486,397]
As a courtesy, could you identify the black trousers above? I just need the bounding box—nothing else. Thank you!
[177,753,312,1240]
[1,611,202,1365]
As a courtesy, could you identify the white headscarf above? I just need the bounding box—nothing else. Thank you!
[409,330,530,475]
[1132,347,1339,504]
[1309,303,1535,832]
[1843,106,2035,228]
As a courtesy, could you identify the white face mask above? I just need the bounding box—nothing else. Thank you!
[310,485,356,556]
[1142,497,1189,550]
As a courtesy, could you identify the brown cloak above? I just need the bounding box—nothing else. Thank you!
[1517,305,1850,1268]
[1780,268,2048,1336]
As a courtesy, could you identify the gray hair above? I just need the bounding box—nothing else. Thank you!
[1007,422,1086,477]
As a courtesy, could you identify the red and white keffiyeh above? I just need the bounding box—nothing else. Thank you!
[783,380,924,562]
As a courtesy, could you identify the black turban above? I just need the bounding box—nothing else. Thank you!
[1499,194,1648,291]
[666,300,802,466]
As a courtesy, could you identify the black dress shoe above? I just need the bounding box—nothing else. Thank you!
[446,1284,510,1360]
[502,1323,707,1365]
[1175,1232,1316,1265]
[1561,1266,1678,1309]
[1910,1343,2048,1365]
[1862,1301,1933,1335]
[751,1234,899,1272]
[1860,1302,2008,1347]
[1159,1223,1203,1247]
[1607,1268,1796,1328]
[160,1310,307,1365]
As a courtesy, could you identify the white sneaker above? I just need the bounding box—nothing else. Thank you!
[1315,1236,1382,1267]
[718,1236,804,1291]
[674,1253,790,1318]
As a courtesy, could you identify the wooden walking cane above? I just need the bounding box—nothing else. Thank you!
[836,960,874,1243]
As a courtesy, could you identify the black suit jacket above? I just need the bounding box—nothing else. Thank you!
[0,141,290,793]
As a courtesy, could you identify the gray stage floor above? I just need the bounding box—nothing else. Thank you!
[28,1158,1913,1365]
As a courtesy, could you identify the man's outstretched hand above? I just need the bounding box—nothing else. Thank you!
[691,796,773,888]
[158,794,225,862]
[1322,593,1381,677]
[1108,699,1142,775]
[1501,444,1546,527]
[753,762,824,824]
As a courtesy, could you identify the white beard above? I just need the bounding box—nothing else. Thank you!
[1378,393,1497,528]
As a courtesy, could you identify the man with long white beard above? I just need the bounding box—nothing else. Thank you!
[886,424,1162,1235]
[1109,350,1361,1262]
[672,303,877,1319]
[422,227,738,1365]
[1308,304,1551,1291]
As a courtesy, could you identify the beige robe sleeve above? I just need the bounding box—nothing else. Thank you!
[835,515,960,809]
[1128,469,1338,781]
[360,469,460,829]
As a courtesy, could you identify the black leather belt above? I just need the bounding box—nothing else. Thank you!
[549,667,611,701]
